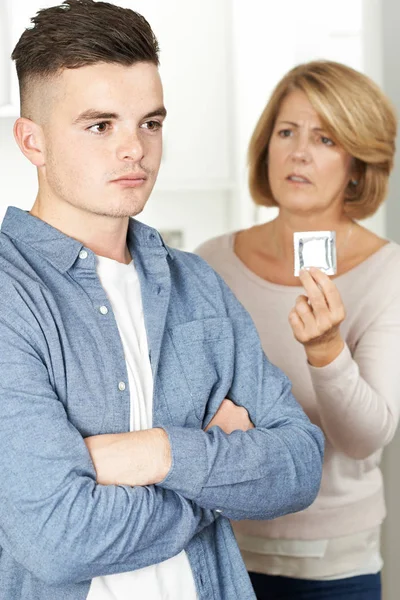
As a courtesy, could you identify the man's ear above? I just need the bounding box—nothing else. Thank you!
[13,118,46,167]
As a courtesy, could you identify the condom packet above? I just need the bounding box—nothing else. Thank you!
[294,231,337,276]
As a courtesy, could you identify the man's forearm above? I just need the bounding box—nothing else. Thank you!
[85,427,171,486]
[85,399,252,487]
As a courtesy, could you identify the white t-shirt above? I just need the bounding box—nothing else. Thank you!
[87,255,198,600]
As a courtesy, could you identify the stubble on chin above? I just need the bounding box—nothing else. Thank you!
[43,151,158,219]
[96,178,156,219]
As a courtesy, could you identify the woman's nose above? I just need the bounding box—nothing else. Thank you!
[291,137,312,163]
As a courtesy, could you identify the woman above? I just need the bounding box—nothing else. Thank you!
[196,60,400,599]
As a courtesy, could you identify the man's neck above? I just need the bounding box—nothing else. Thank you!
[30,196,131,264]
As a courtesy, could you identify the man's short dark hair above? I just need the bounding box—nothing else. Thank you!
[12,0,160,115]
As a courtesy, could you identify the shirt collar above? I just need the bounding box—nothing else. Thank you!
[1,207,173,273]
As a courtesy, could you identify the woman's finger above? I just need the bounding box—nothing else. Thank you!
[308,268,346,321]
[288,309,306,341]
[299,269,329,313]
[294,295,318,334]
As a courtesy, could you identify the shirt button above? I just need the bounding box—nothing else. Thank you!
[215,509,222,513]
[118,381,126,392]
[99,305,108,315]
[79,250,88,260]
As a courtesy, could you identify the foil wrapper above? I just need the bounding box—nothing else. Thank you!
[294,231,336,276]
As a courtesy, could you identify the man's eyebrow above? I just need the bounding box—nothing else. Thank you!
[73,106,167,125]
[73,110,120,124]
[143,106,167,120]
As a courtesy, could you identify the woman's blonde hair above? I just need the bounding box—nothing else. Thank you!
[248,60,397,219]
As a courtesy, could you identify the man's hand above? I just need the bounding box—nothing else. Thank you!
[84,428,171,487]
[205,399,254,434]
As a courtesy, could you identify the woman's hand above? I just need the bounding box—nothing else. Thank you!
[289,267,346,367]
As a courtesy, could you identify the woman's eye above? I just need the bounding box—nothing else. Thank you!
[321,136,334,146]
[278,129,292,138]
[88,122,110,134]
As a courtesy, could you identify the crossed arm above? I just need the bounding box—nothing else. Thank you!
[0,325,220,584]
[82,276,323,522]
[85,399,254,487]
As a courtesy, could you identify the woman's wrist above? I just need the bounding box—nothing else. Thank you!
[305,336,345,368]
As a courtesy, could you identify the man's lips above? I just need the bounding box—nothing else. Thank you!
[111,174,148,187]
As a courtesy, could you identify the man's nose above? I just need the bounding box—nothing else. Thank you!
[117,131,144,162]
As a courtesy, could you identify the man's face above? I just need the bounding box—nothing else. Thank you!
[40,61,165,219]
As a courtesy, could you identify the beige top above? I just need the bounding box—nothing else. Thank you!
[196,233,400,577]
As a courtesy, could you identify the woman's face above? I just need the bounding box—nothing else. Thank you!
[268,89,354,217]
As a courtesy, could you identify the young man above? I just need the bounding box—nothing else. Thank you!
[0,1,324,599]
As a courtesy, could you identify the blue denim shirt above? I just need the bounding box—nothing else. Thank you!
[0,207,323,600]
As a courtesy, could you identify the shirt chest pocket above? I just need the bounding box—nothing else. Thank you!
[155,317,234,427]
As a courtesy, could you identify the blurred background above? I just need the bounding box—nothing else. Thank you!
[0,1,399,597]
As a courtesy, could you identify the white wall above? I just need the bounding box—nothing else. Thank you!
[379,2,400,598]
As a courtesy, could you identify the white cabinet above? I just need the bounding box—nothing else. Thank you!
[0,0,16,115]
[0,0,58,116]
